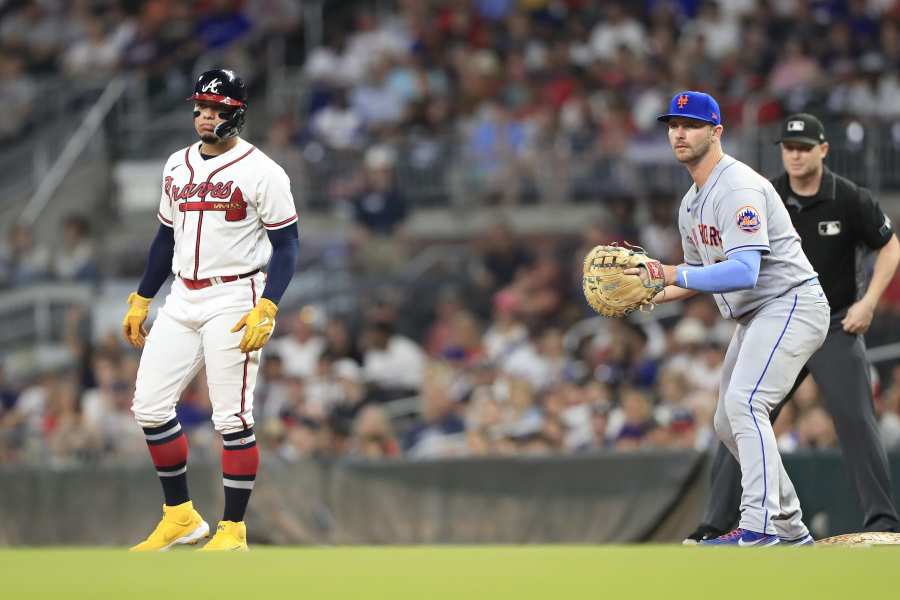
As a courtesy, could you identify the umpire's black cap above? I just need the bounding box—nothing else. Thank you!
[775,113,826,146]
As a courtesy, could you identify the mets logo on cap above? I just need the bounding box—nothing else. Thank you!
[735,206,762,233]
[658,91,721,125]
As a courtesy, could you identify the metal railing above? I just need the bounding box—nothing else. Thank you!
[18,77,127,226]
[106,120,900,217]
[9,59,888,222]
[0,78,109,218]
[0,282,93,352]
[742,118,899,189]
[6,60,900,236]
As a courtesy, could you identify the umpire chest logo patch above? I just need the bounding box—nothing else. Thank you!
[818,221,842,236]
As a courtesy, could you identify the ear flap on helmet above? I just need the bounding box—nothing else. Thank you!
[213,107,246,139]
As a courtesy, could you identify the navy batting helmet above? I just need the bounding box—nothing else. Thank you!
[188,69,247,139]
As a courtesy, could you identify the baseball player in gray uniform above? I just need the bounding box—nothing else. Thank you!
[640,91,830,546]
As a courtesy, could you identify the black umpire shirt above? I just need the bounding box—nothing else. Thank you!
[771,167,894,313]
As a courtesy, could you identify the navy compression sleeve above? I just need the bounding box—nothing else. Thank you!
[261,223,300,304]
[137,224,175,298]
[674,250,761,293]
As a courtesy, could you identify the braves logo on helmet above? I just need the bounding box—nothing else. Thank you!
[188,69,247,108]
[201,78,222,94]
[735,206,762,233]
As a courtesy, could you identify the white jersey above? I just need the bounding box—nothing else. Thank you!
[157,137,298,280]
[678,154,817,319]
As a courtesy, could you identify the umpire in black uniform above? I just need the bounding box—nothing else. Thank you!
[685,113,900,543]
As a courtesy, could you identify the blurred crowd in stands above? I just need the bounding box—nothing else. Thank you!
[6,0,900,465]
[5,216,900,466]
[0,0,304,142]
[8,1,900,201]
[284,0,900,207]
[0,215,98,288]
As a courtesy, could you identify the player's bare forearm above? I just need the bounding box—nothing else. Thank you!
[653,285,699,304]
[864,234,900,305]
[844,234,900,334]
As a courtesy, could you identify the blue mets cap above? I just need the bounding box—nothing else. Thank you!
[657,91,721,126]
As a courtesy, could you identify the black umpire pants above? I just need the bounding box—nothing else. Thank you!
[701,312,900,533]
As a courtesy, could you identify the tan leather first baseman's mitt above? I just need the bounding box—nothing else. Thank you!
[582,243,666,318]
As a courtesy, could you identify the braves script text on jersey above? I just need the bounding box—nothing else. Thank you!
[679,154,830,538]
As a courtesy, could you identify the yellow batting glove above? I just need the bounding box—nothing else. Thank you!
[230,298,278,353]
[122,292,152,349]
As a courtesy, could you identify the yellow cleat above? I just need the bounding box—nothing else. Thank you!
[199,521,249,552]
[129,501,210,552]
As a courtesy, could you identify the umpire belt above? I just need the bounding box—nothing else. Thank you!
[180,269,260,290]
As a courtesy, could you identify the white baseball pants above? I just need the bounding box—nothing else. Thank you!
[132,273,266,434]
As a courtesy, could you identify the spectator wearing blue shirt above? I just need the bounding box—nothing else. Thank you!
[194,0,251,50]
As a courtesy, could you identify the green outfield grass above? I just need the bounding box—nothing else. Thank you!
[2,545,898,599]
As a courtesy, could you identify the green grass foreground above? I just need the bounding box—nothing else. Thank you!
[2,545,898,599]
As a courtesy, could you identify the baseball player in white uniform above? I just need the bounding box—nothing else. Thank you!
[636,91,830,546]
[123,69,300,551]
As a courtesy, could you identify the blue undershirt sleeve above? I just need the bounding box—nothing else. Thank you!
[137,224,175,298]
[674,250,761,293]
[261,223,300,304]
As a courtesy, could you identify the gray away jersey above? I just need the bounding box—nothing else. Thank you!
[678,154,817,319]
